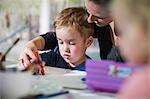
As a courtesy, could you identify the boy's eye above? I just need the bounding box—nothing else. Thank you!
[58,41,63,44]
[69,42,76,45]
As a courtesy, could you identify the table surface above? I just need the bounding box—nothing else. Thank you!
[29,66,117,99]
[1,62,117,99]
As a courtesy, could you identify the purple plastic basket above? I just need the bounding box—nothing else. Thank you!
[86,60,133,93]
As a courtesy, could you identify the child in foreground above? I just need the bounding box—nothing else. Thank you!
[112,0,150,98]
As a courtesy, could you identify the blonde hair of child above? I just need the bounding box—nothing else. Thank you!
[54,7,94,39]
[113,0,149,33]
[112,0,150,62]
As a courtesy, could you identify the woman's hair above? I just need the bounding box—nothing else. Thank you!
[54,7,94,39]
[87,0,112,12]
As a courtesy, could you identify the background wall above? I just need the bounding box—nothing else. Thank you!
[0,0,99,64]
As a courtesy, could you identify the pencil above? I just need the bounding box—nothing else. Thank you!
[37,91,69,99]
[33,51,45,75]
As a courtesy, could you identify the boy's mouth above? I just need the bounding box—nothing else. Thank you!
[63,54,70,59]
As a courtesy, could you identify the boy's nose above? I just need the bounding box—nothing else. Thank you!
[63,44,70,52]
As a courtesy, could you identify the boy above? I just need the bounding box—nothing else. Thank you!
[24,7,93,72]
[112,0,150,98]
[20,0,124,68]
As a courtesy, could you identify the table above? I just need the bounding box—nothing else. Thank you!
[29,66,116,99]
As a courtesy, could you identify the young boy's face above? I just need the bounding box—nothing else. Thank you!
[113,3,148,65]
[56,26,92,65]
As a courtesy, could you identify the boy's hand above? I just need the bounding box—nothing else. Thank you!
[21,60,45,75]
[20,48,45,75]
[19,46,39,68]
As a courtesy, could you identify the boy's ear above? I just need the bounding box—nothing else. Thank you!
[86,36,93,48]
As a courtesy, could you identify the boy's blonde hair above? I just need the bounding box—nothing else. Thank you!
[54,7,94,39]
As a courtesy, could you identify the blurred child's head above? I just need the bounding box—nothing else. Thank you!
[112,0,149,65]
[54,7,94,66]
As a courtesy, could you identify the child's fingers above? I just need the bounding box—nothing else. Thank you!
[24,47,38,61]
[38,61,45,75]
[33,61,45,75]
[33,64,40,75]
